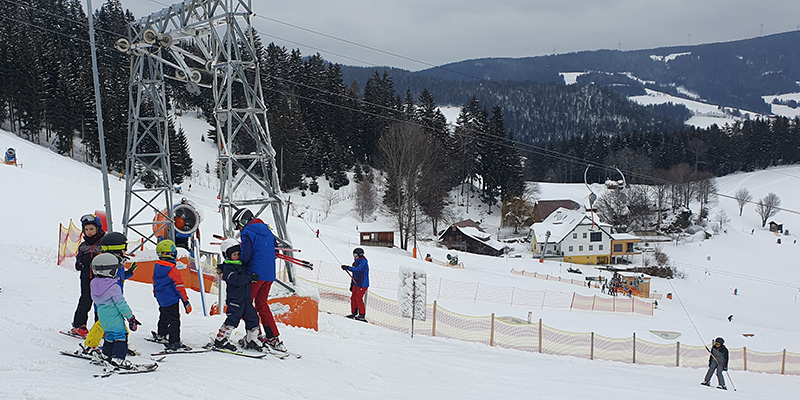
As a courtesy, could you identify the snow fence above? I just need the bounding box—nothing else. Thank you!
[305,279,799,376]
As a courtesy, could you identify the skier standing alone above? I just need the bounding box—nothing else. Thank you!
[342,247,370,322]
[701,337,729,390]
[70,214,105,337]
[233,208,287,353]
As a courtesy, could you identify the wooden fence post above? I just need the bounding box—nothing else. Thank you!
[632,332,636,363]
[591,295,596,311]
[676,342,680,367]
[431,301,437,337]
[590,332,594,360]
[782,349,786,375]
[569,293,575,310]
[743,347,747,371]
[490,313,495,347]
[538,318,543,353]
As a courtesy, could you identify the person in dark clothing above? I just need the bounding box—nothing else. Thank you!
[213,239,261,351]
[233,208,286,353]
[701,337,729,389]
[342,247,370,322]
[70,214,105,337]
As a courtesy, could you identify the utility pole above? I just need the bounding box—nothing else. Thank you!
[86,0,113,231]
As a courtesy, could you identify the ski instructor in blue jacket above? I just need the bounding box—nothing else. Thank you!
[232,208,287,353]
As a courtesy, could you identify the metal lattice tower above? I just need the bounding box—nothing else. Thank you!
[119,0,294,284]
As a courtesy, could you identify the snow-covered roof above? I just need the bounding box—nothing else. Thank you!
[611,233,641,241]
[529,207,611,243]
[440,223,508,252]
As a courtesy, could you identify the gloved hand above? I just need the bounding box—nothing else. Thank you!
[184,301,193,314]
[128,262,138,273]
[75,261,83,271]
[128,316,141,331]
[723,366,728,371]
[341,265,349,271]
[250,273,259,282]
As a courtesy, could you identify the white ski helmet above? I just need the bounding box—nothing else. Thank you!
[91,253,121,278]
[220,238,241,259]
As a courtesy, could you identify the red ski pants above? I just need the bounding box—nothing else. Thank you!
[350,285,368,315]
[251,281,280,338]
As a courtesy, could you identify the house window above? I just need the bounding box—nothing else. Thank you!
[627,243,634,252]
[582,232,587,239]
[568,246,573,252]
[589,245,593,251]
[579,245,584,251]
[371,233,378,241]
[613,244,623,252]
[599,245,603,251]
[590,232,602,242]
[573,233,577,239]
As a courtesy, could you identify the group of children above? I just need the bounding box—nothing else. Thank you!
[69,208,289,369]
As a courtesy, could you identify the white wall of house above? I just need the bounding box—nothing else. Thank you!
[561,223,612,258]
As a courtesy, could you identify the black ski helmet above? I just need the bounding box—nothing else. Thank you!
[353,247,364,257]
[715,337,725,345]
[101,232,128,253]
[91,253,121,278]
[232,208,254,229]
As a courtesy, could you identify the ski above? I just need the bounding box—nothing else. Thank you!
[151,348,210,356]
[59,330,85,339]
[94,363,158,378]
[146,331,169,345]
[61,348,164,363]
[204,342,266,358]
[236,338,300,359]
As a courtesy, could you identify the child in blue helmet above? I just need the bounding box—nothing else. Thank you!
[70,213,105,337]
[152,240,192,351]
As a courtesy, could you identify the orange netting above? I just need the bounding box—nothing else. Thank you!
[302,276,798,376]
[57,220,82,265]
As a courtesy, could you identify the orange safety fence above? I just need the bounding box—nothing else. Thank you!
[292,261,653,315]
[511,268,663,300]
[305,277,799,376]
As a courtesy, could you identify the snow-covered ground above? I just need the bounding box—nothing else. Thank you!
[0,115,798,398]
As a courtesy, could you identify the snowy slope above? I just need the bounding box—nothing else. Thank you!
[1,120,798,398]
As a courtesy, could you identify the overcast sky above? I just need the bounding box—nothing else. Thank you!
[122,0,800,71]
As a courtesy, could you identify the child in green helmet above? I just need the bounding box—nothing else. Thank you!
[152,239,192,351]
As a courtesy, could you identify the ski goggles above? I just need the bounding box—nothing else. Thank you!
[80,214,101,226]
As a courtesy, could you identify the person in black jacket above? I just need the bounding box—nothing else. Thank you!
[701,337,729,389]
[213,239,261,351]
[69,214,105,337]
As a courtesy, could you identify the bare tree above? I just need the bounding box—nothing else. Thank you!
[378,123,443,250]
[322,188,339,218]
[734,188,752,216]
[712,209,730,234]
[694,173,717,217]
[502,196,536,233]
[354,180,378,221]
[594,189,631,231]
[755,192,781,227]
[625,185,652,231]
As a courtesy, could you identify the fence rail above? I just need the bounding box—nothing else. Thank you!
[308,279,798,376]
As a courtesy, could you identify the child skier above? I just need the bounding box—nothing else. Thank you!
[69,214,105,338]
[83,232,138,353]
[89,253,141,369]
[213,239,262,351]
[701,337,730,389]
[152,239,192,350]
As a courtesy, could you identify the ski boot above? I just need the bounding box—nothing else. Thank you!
[213,338,237,351]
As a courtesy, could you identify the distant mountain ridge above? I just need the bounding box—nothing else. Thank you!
[340,31,800,143]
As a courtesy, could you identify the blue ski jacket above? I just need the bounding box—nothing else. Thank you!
[240,219,278,282]
[152,258,189,307]
[347,256,369,288]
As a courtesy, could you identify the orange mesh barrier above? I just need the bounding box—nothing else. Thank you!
[304,277,798,376]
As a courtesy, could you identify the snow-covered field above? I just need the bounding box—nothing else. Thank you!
[0,115,798,398]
